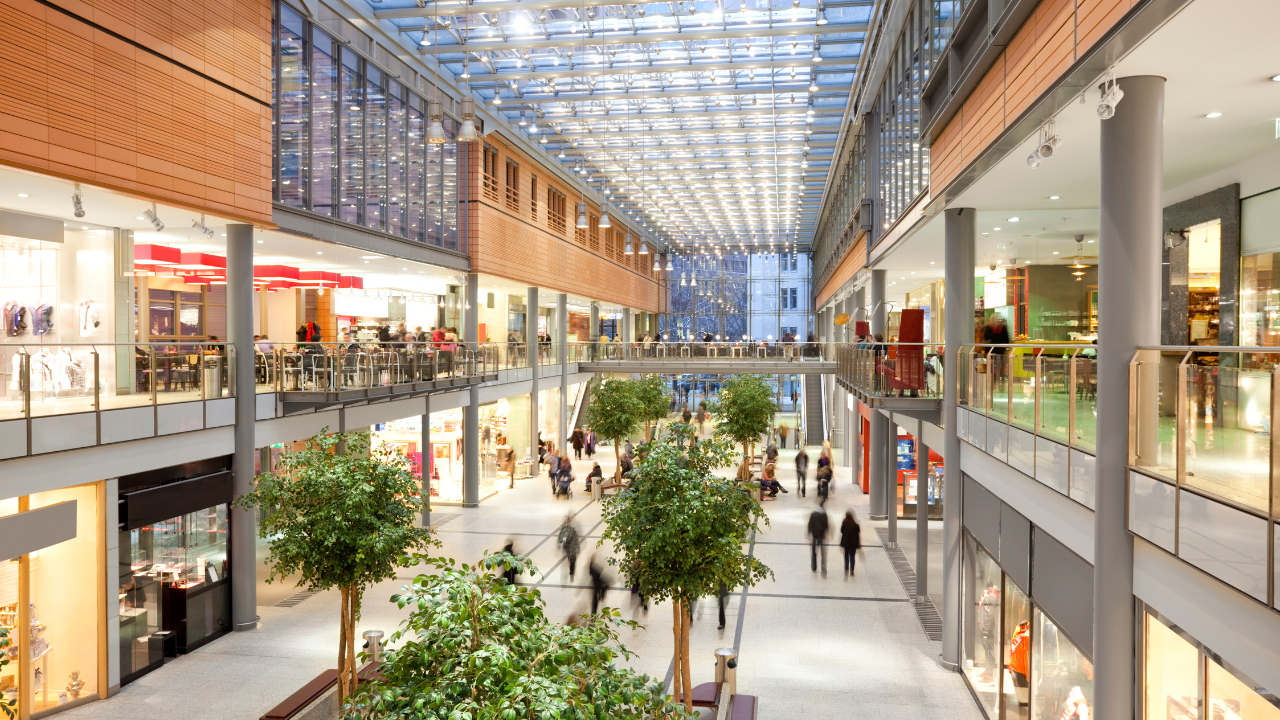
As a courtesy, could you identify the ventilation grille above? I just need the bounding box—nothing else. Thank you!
[876,527,943,641]
[274,590,320,608]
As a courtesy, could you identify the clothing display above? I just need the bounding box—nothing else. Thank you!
[4,302,28,337]
[77,300,102,337]
[32,303,54,335]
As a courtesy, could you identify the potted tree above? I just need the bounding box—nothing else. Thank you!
[599,429,772,712]
[633,374,672,442]
[236,430,433,705]
[348,553,692,720]
[586,377,644,481]
[711,374,779,485]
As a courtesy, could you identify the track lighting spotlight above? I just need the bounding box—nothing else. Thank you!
[71,183,84,218]
[1097,71,1124,120]
[143,203,164,231]
[191,214,215,239]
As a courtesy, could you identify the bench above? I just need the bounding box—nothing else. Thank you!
[261,663,380,720]
[598,480,629,496]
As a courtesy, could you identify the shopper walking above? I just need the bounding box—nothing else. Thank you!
[808,508,830,576]
[716,581,730,630]
[501,541,519,585]
[588,558,609,615]
[839,511,861,577]
[570,427,585,460]
[584,428,596,459]
[778,421,790,449]
[557,516,582,580]
[795,446,809,496]
[816,465,832,507]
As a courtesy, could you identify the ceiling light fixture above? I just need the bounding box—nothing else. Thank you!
[71,183,85,218]
[1097,71,1124,119]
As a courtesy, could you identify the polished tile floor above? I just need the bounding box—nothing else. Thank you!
[68,439,981,720]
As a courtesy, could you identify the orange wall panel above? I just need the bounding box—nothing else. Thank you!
[927,0,1135,199]
[0,0,272,224]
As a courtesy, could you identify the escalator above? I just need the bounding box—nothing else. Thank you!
[804,373,826,446]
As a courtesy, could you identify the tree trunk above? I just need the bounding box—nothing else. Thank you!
[681,600,693,713]
[614,438,622,481]
[338,585,350,704]
[671,600,683,704]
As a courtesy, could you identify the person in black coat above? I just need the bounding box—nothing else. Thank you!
[808,508,830,576]
[840,511,862,577]
[795,447,810,496]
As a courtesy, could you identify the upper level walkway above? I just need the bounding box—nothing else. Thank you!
[577,341,838,375]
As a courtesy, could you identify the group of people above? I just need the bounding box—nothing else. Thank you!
[807,508,863,577]
[757,439,835,504]
[541,428,606,497]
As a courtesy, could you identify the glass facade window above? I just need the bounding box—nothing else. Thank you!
[1030,610,1093,720]
[311,30,338,217]
[1143,611,1280,720]
[277,5,308,208]
[364,66,387,232]
[339,47,363,225]
[407,96,425,243]
[387,81,406,237]
[663,253,812,343]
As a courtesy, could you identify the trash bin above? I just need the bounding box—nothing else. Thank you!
[202,357,222,398]
[362,629,385,663]
[714,647,737,690]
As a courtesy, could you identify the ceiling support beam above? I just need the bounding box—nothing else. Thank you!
[416,22,868,54]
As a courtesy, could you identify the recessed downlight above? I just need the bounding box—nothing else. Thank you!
[1206,112,1222,118]
[1008,217,1020,222]
[1049,195,1060,200]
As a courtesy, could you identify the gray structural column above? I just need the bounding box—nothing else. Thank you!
[464,273,480,507]
[885,419,898,545]
[915,429,929,603]
[868,269,888,520]
[528,287,540,460]
[831,299,845,451]
[621,307,632,359]
[589,301,600,360]
[851,286,867,483]
[422,394,432,526]
[557,293,568,453]
[227,223,257,631]
[1095,75,1164,719]
[941,207,976,668]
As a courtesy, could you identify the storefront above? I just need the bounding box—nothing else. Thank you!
[0,483,104,719]
[117,458,233,686]
[1142,608,1280,720]
[961,475,1096,720]
[372,394,535,505]
[894,430,943,520]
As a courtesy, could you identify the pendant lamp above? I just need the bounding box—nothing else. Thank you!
[576,203,589,229]
[600,205,612,228]
[427,100,446,143]
[458,98,480,142]
[624,231,634,255]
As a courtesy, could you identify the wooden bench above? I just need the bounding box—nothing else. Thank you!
[690,681,757,720]
[261,663,380,720]
[690,681,723,710]
[598,480,629,496]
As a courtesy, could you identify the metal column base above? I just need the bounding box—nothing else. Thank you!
[936,655,959,672]
[235,616,260,631]
[869,514,888,521]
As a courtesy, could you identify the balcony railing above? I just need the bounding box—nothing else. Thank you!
[579,341,838,362]
[260,342,496,394]
[1128,346,1280,605]
[836,342,944,399]
[953,344,1098,510]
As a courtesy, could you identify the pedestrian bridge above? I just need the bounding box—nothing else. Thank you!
[576,340,837,374]
[578,358,836,374]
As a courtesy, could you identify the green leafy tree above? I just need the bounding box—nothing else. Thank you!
[711,375,779,479]
[347,553,692,720]
[634,374,672,442]
[586,377,645,480]
[235,430,433,704]
[599,429,772,711]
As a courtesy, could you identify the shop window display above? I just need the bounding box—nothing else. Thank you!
[964,542,1003,719]
[1145,614,1201,720]
[1144,611,1280,720]
[119,503,229,681]
[1031,609,1092,720]
[1002,577,1031,720]
[0,485,102,717]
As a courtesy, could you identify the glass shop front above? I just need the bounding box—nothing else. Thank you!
[0,483,103,719]
[117,458,233,686]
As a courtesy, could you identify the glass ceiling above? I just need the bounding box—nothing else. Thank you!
[366,0,871,256]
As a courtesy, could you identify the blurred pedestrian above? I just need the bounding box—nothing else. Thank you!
[584,428,596,459]
[778,421,790,448]
[570,427,585,460]
[557,515,581,580]
[795,446,809,496]
[808,508,830,576]
[840,511,862,577]
[588,558,609,614]
[816,465,833,506]
[501,541,518,585]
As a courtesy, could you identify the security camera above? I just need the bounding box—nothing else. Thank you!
[990,263,998,271]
